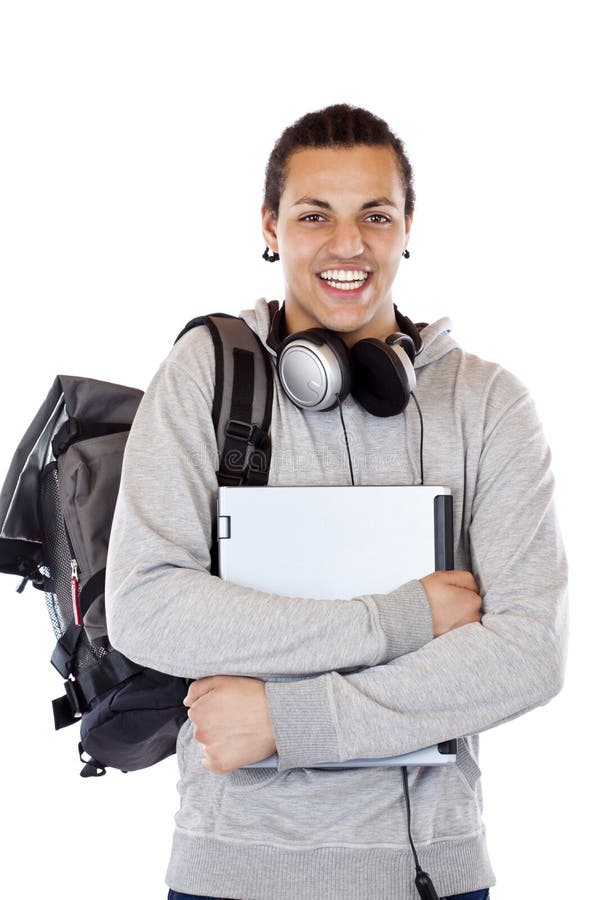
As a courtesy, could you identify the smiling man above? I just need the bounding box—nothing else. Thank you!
[263,143,410,344]
[106,104,567,900]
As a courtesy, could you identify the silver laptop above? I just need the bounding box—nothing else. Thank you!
[218,484,457,767]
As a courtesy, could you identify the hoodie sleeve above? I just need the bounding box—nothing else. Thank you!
[105,329,434,679]
[265,376,568,770]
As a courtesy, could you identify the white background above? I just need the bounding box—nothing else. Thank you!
[0,2,597,898]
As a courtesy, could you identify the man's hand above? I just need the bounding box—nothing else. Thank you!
[183,675,277,775]
[419,570,482,637]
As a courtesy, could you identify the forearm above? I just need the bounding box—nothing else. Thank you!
[106,541,433,679]
[266,386,569,771]
[266,597,567,771]
[105,348,435,678]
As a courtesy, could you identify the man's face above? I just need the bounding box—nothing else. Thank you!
[261,144,412,346]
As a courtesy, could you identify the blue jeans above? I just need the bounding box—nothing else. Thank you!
[168,892,236,900]
[168,889,490,900]
[444,892,490,900]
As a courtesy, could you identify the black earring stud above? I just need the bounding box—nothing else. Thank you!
[402,249,410,259]
[262,246,280,263]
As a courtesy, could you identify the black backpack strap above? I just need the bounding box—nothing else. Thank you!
[77,649,143,704]
[175,313,274,488]
[50,622,85,678]
[52,649,144,730]
[51,419,131,458]
[78,743,107,778]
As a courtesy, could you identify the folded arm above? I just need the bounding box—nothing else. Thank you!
[105,341,435,679]
[265,387,569,770]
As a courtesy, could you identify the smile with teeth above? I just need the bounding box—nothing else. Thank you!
[318,269,371,291]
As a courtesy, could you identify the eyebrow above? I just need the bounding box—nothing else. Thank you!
[291,196,399,211]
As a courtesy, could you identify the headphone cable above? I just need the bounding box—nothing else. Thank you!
[338,390,436,894]
[337,394,424,487]
[402,766,440,899]
[336,395,355,486]
[338,394,438,895]
[411,392,425,486]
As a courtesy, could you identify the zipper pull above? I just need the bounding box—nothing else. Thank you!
[71,559,82,626]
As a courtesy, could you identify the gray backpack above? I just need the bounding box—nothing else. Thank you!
[0,311,274,776]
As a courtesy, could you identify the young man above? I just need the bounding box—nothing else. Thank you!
[105,104,567,900]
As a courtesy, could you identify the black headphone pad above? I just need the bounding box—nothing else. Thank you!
[350,339,413,417]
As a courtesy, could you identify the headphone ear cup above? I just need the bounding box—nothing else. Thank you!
[350,338,416,417]
[277,328,352,411]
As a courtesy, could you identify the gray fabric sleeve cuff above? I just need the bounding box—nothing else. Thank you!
[370,578,434,660]
[264,581,433,771]
[265,676,340,772]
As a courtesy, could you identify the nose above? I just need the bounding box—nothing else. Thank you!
[325,220,365,259]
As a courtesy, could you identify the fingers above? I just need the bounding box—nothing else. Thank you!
[419,570,483,637]
[446,585,482,621]
[183,676,217,707]
[420,570,479,593]
[440,570,479,592]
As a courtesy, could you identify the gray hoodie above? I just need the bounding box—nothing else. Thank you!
[105,298,568,899]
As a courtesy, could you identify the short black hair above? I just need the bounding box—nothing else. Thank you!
[263,103,415,218]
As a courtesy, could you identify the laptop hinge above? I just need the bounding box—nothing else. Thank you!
[217,516,231,539]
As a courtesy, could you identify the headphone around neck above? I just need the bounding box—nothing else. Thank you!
[266,303,424,418]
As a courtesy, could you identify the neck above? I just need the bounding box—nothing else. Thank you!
[279,302,400,348]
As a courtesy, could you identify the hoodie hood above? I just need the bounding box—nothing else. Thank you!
[240,298,459,370]
[413,316,457,368]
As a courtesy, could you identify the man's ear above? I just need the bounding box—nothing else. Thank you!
[261,205,279,254]
[404,212,413,250]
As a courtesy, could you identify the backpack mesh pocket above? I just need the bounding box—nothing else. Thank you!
[39,462,106,673]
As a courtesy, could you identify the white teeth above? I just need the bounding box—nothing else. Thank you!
[318,269,369,284]
[317,268,370,291]
[323,279,366,291]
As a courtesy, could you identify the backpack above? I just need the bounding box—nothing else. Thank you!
[0,310,275,777]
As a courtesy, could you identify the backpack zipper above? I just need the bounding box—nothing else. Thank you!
[60,500,82,628]
[70,558,82,626]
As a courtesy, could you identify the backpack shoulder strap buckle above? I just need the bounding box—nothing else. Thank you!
[224,419,269,449]
[175,312,274,488]
[52,677,85,730]
[224,419,257,443]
